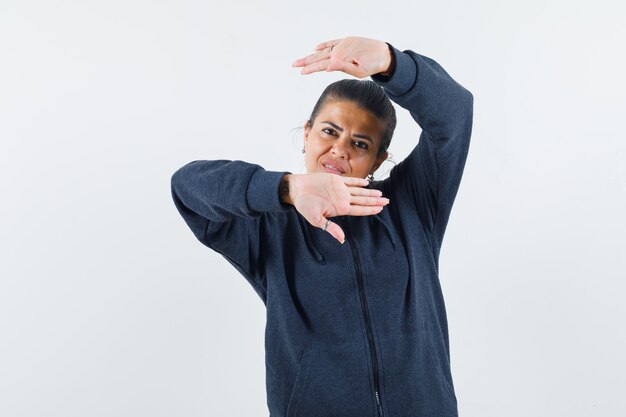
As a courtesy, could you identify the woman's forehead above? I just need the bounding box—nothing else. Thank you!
[317,101,383,131]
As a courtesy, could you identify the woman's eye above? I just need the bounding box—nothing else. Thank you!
[321,128,367,150]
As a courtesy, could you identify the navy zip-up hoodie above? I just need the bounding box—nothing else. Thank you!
[171,43,473,417]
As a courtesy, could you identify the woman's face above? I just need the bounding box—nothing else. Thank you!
[303,100,388,179]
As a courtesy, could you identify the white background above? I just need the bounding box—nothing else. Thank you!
[1,1,625,416]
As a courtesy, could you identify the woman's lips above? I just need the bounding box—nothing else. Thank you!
[322,164,344,175]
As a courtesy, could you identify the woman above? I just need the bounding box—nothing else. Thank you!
[171,36,473,417]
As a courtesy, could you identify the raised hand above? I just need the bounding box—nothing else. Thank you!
[291,36,394,79]
[281,173,390,244]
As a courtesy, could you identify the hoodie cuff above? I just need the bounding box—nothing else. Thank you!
[370,43,417,97]
[247,169,294,213]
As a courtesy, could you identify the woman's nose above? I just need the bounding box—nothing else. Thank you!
[331,139,350,159]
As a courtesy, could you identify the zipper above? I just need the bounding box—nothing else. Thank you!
[342,218,384,417]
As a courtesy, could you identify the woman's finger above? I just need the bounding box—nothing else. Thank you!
[346,205,385,216]
[299,57,331,75]
[350,196,390,206]
[324,221,345,244]
[313,215,345,244]
[313,39,342,51]
[340,176,370,187]
[292,45,334,68]
[291,50,326,68]
[347,187,383,197]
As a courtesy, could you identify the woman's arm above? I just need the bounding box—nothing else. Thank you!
[171,159,293,238]
[292,36,474,251]
[371,43,474,251]
[371,43,473,143]
[171,160,293,298]
[171,160,387,293]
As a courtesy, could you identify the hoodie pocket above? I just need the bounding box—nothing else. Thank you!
[286,341,375,417]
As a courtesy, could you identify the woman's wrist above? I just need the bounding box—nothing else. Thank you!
[279,174,294,205]
[377,42,396,77]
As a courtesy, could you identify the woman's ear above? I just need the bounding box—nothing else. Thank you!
[303,121,310,143]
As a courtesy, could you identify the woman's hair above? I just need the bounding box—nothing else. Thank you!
[306,79,397,157]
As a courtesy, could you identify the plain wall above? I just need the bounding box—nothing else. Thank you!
[1,0,624,416]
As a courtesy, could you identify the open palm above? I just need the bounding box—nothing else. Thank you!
[291,36,393,79]
[289,173,389,244]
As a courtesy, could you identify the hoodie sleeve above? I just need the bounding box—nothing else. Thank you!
[170,159,293,299]
[371,43,474,251]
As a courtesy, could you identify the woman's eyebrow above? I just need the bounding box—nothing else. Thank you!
[321,121,375,143]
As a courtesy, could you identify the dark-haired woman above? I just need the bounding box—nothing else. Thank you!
[171,35,473,417]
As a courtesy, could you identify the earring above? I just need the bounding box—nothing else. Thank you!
[367,173,374,181]
[302,148,305,153]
